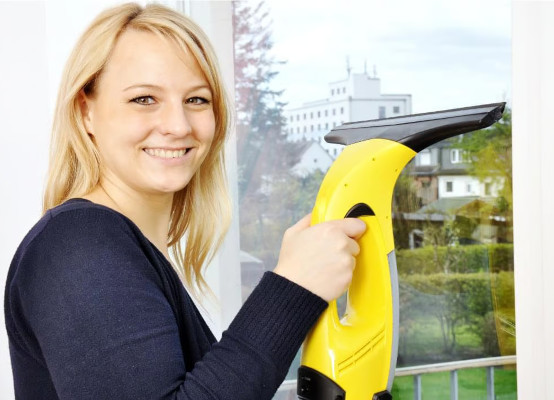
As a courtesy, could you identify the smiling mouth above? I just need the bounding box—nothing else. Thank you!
[143,148,191,158]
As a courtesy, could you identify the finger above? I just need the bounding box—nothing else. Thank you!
[347,238,361,257]
[327,218,366,239]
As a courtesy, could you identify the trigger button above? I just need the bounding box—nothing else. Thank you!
[344,203,375,218]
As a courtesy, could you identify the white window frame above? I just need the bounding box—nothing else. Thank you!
[513,2,554,397]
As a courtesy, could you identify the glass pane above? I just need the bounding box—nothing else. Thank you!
[232,1,513,399]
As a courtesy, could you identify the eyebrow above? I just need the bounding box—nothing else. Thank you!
[122,83,211,92]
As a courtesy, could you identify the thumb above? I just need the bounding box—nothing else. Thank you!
[327,217,367,239]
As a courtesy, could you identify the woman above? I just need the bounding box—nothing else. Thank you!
[4,3,365,399]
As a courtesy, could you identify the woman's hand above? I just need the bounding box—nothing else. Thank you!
[273,214,366,302]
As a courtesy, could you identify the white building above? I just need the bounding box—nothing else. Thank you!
[291,141,334,177]
[284,72,412,157]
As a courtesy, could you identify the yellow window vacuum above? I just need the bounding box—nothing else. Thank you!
[297,103,506,400]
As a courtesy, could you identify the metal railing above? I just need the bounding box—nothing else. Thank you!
[396,355,517,400]
[276,355,516,400]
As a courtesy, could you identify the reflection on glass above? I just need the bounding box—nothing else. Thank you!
[391,110,515,399]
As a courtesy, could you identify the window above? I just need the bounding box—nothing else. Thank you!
[485,182,492,196]
[419,150,431,166]
[232,3,515,399]
[310,125,313,132]
[451,149,462,163]
[303,126,306,133]
[303,113,306,120]
[296,115,299,121]
[310,112,313,119]
[317,124,321,130]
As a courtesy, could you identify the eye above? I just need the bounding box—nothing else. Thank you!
[186,97,210,105]
[131,95,156,106]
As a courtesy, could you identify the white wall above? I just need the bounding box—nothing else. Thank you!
[513,1,554,398]
[438,175,486,198]
[0,3,50,395]
[0,1,239,398]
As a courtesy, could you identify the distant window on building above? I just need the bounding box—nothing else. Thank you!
[296,115,300,121]
[393,106,400,114]
[419,150,431,166]
[343,87,346,93]
[310,112,313,119]
[325,122,329,129]
[485,182,492,196]
[334,148,338,156]
[379,106,386,119]
[332,109,336,116]
[340,107,344,114]
[303,126,306,133]
[333,122,337,128]
[467,183,472,193]
[317,111,321,118]
[317,124,321,130]
[314,158,318,163]
[303,113,306,120]
[296,127,300,134]
[451,149,461,164]
[331,89,334,96]
[446,181,453,193]
[325,110,328,117]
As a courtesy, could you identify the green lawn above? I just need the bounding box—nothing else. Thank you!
[398,314,492,365]
[391,367,517,399]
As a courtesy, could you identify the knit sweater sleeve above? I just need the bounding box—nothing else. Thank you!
[7,207,327,400]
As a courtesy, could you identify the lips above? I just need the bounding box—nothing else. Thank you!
[143,148,190,158]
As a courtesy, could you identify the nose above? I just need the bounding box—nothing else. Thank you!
[160,100,192,137]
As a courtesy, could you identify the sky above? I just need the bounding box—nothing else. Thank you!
[263,0,511,114]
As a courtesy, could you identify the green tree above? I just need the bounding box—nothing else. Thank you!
[392,161,422,249]
[456,107,513,241]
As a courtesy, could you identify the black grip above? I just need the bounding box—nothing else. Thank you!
[297,366,346,400]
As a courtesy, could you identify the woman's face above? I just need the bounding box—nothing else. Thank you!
[81,29,216,198]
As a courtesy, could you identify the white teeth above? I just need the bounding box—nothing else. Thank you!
[145,148,187,158]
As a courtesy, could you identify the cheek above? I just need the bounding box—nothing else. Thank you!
[95,111,151,149]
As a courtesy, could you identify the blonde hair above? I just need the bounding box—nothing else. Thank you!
[44,2,232,295]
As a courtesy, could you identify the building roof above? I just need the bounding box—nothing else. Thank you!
[416,196,482,214]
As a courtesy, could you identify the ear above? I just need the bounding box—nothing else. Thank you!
[78,90,94,136]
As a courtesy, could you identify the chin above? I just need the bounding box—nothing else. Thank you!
[153,180,192,195]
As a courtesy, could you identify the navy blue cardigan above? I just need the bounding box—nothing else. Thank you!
[4,199,327,399]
